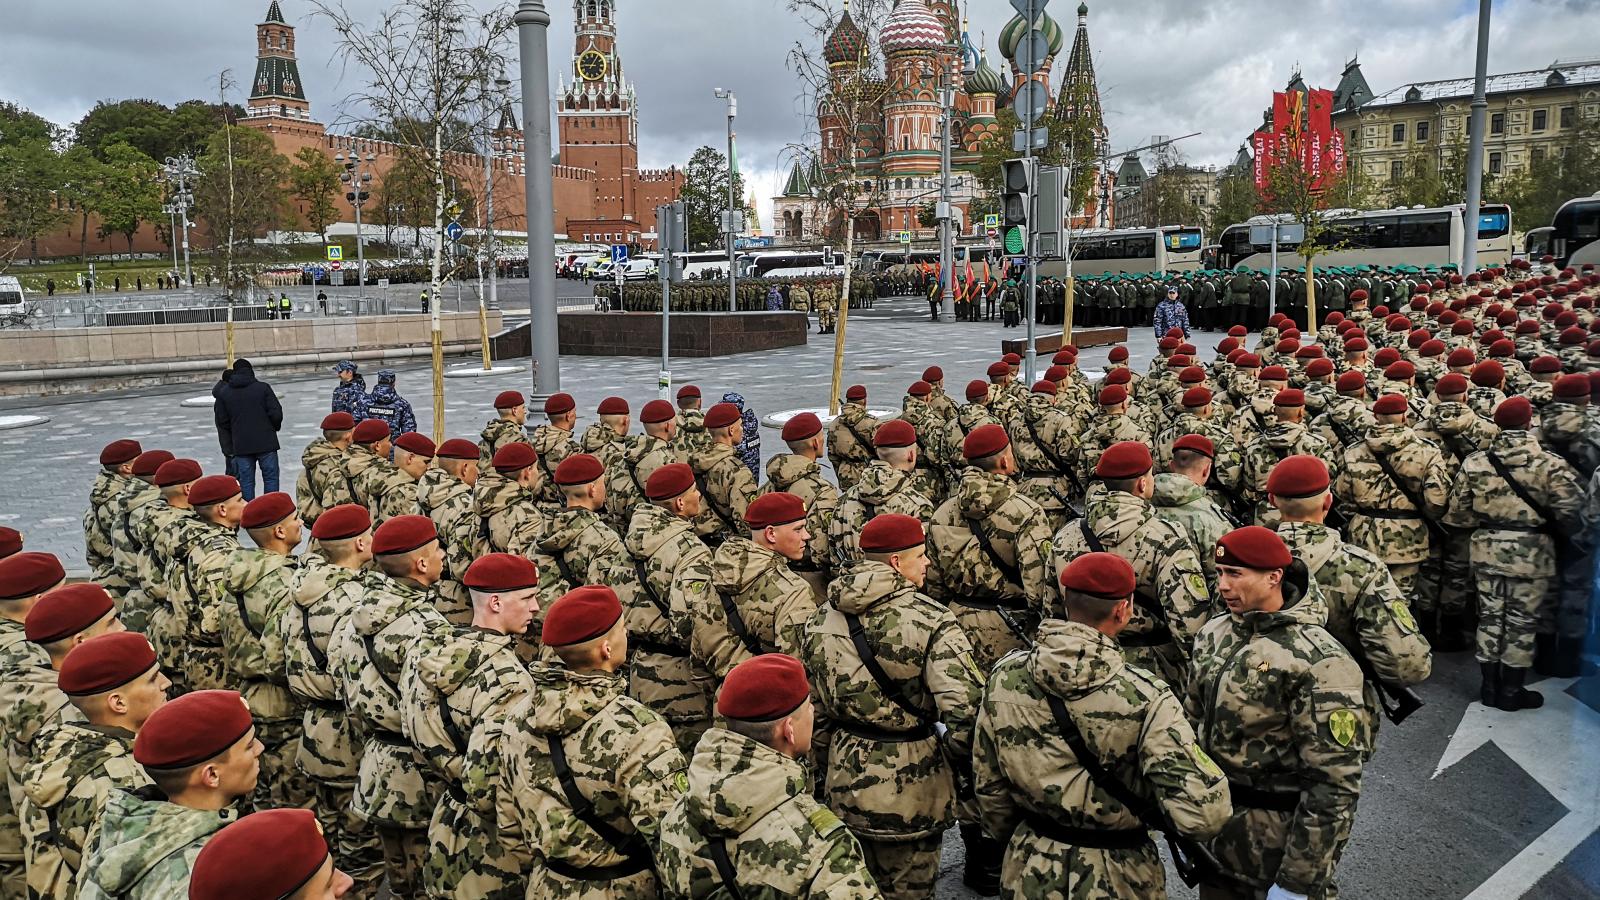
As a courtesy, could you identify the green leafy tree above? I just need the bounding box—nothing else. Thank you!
[0,102,59,148]
[1496,113,1600,229]
[375,145,436,248]
[1212,170,1260,234]
[0,139,66,263]
[74,99,232,161]
[290,146,343,238]
[680,145,745,251]
[92,143,164,253]
[916,200,939,229]
[57,145,106,262]
[193,125,291,254]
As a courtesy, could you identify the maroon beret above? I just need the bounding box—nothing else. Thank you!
[641,399,676,425]
[463,553,540,593]
[0,553,65,602]
[1235,353,1261,368]
[320,412,356,431]
[1003,353,1022,365]
[1104,368,1132,385]
[1294,346,1324,360]
[58,632,158,697]
[1325,312,1345,325]
[554,453,604,486]
[1384,361,1416,380]
[1108,346,1130,362]
[1260,365,1289,382]
[240,492,295,530]
[1032,380,1057,395]
[597,396,629,416]
[922,366,945,382]
[1167,355,1193,370]
[1273,389,1305,408]
[704,403,742,430]
[1218,338,1240,354]
[963,423,1009,460]
[1336,371,1366,394]
[370,515,437,556]
[965,380,990,402]
[1530,356,1564,375]
[1489,339,1517,359]
[544,393,576,416]
[542,586,624,647]
[352,419,391,444]
[1435,373,1470,396]
[492,443,538,473]
[907,380,933,398]
[1407,330,1431,349]
[394,433,436,458]
[0,528,19,559]
[1372,393,1409,416]
[1349,290,1369,302]
[1562,327,1590,346]
[436,438,480,460]
[189,476,241,508]
[718,653,810,722]
[746,492,807,529]
[1514,319,1540,335]
[1305,359,1335,378]
[645,463,696,501]
[134,690,254,769]
[1172,433,1215,458]
[310,504,370,541]
[189,808,329,900]
[1419,340,1447,358]
[26,583,115,644]
[1216,526,1294,571]
[1494,396,1533,430]
[781,412,822,442]
[1228,325,1249,336]
[99,440,142,467]
[1342,338,1369,353]
[1044,365,1069,382]
[131,451,175,479]
[676,385,701,401]
[1274,339,1299,354]
[1096,441,1152,479]
[1269,313,1288,327]
[872,419,916,449]
[846,385,868,402]
[1472,360,1505,387]
[1372,306,1390,317]
[1374,348,1402,367]
[153,459,203,488]
[1060,552,1137,600]
[1098,384,1129,406]
[1182,387,1212,408]
[1159,336,1181,351]
[860,513,925,553]
[1053,349,1079,365]
[1447,348,1477,368]
[1554,373,1591,400]
[986,360,1010,379]
[493,390,525,410]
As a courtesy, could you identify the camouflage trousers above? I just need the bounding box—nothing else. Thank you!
[1543,547,1594,639]
[948,601,1036,672]
[999,829,1166,900]
[310,779,385,900]
[860,833,943,900]
[375,824,430,900]
[1475,572,1548,668]
[0,859,20,900]
[252,715,316,813]
[526,865,657,898]
[818,308,837,331]
[1414,535,1475,621]
[423,795,529,900]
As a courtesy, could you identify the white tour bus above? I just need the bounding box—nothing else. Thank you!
[1216,204,1514,271]
[1037,225,1206,278]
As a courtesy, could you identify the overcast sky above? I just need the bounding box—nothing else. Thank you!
[3,0,1597,231]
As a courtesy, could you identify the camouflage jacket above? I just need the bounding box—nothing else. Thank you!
[900,396,951,496]
[474,470,546,558]
[699,538,817,680]
[282,558,366,782]
[1150,472,1233,594]
[613,504,716,725]
[128,499,183,607]
[799,561,985,840]
[1416,399,1499,466]
[0,629,82,856]
[762,453,838,574]
[0,620,30,862]
[673,410,711,458]
[296,438,353,524]
[21,723,150,900]
[1007,396,1082,518]
[606,434,681,528]
[657,728,882,899]
[343,442,385,511]
[688,443,759,544]
[1185,567,1367,895]
[76,787,238,900]
[943,401,1001,469]
[83,471,127,587]
[478,417,527,469]
[1075,413,1154,488]
[828,462,935,569]
[529,424,579,506]
[109,479,160,590]
[1466,385,1507,422]
[401,625,532,787]
[1240,422,1339,527]
[1335,423,1451,565]
[333,572,452,828]
[1538,400,1600,480]
[417,468,477,621]
[1444,430,1585,577]
[218,548,301,720]
[371,468,420,527]
[143,505,206,682]
[1156,412,1245,500]
[827,403,880,488]
[581,424,631,472]
[973,620,1229,898]
[535,507,627,603]
[169,519,240,691]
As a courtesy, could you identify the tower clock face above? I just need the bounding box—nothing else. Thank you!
[577,50,608,82]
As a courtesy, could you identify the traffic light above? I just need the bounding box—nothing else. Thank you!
[1001,157,1036,256]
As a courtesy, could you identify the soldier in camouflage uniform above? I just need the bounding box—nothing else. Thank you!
[402,554,539,900]
[1186,527,1368,900]
[479,391,529,470]
[815,282,837,333]
[974,553,1231,900]
[1075,386,1153,488]
[281,505,384,899]
[20,632,167,900]
[799,513,990,899]
[1533,374,1600,675]
[689,403,760,547]
[1152,434,1236,596]
[657,654,882,898]
[581,397,634,474]
[0,552,67,900]
[700,494,818,680]
[673,385,712,459]
[84,441,141,601]
[535,455,628,609]
[331,516,454,900]
[1444,396,1584,711]
[169,476,247,693]
[1053,442,1213,690]
[530,393,582,507]
[109,451,174,636]
[606,400,682,531]
[295,414,355,527]
[1240,390,1338,528]
[943,381,1002,478]
[366,432,434,526]
[483,586,687,895]
[1157,387,1246,517]
[828,419,936,569]
[1466,361,1509,422]
[1006,381,1082,533]
[762,412,839,593]
[343,419,392,514]
[418,440,483,624]
[925,426,1057,671]
[136,461,205,693]
[900,382,951,506]
[827,386,879,492]
[77,689,260,900]
[1311,372,1375,458]
[476,443,549,558]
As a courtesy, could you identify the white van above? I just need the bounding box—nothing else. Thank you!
[621,258,658,281]
[0,277,25,316]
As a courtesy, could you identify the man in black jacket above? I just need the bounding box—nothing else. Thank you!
[214,358,284,499]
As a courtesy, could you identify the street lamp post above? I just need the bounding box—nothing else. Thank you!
[336,152,376,293]
[161,154,197,289]
[937,46,975,322]
[517,0,560,399]
[713,88,738,312]
[1461,0,1492,275]
[162,202,181,283]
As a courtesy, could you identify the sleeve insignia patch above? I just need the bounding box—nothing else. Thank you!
[1189,744,1224,780]
[1391,600,1418,634]
[808,807,844,837]
[1328,708,1358,747]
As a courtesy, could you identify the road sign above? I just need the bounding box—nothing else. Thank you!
[1015,81,1049,128]
[325,246,343,261]
[445,221,465,242]
[987,228,999,239]
[983,214,1001,229]
[1016,30,1053,74]
[897,231,913,244]
[1009,0,1048,15]
[611,244,629,264]
[330,260,342,271]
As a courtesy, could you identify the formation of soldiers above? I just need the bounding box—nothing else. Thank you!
[603,275,874,321]
[0,256,1592,899]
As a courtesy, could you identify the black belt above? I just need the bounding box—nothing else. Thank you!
[1022,811,1152,850]
[632,638,689,658]
[542,853,653,882]
[947,595,1029,612]
[304,697,343,712]
[1117,625,1174,648]
[1228,782,1299,812]
[834,718,937,742]
[367,727,410,748]
[1352,507,1421,520]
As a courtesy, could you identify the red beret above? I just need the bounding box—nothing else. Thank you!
[1104,368,1132,386]
[543,586,624,647]
[1447,348,1477,368]
[1052,349,1078,365]
[1407,330,1431,349]
[781,412,822,442]
[26,583,114,644]
[1349,289,1368,302]
[189,808,329,900]
[1372,393,1409,416]
[131,451,175,479]
[1172,433,1215,458]
[965,380,990,402]
[0,553,65,602]
[1229,325,1249,336]
[1490,340,1517,360]
[1217,338,1240,354]
[1182,387,1212,408]
[152,459,202,488]
[1514,319,1540,336]
[1435,373,1470,396]
[1216,526,1294,571]
[1305,359,1334,378]
[1530,356,1564,375]
[1003,353,1022,365]
[492,442,538,473]
[437,438,479,460]
[907,380,933,398]
[677,385,702,401]
[0,528,19,559]
[371,515,437,556]
[352,419,391,444]
[923,366,945,382]
[1554,373,1590,400]
[1044,365,1069,382]
[1166,327,1186,339]
[1562,327,1589,346]
[189,476,241,508]
[746,492,807,529]
[963,423,1010,460]
[463,553,540,593]
[58,632,158,697]
[986,361,1010,379]
[1419,340,1446,357]
[846,385,868,402]
[1274,339,1299,354]
[1273,389,1305,408]
[1159,336,1181,351]
[1494,396,1533,430]
[554,453,605,486]
[704,402,742,430]
[1384,361,1416,380]
[1095,441,1152,479]
[394,433,436,459]
[1294,346,1325,360]
[1167,355,1193,369]
[1269,313,1288,327]
[241,492,295,531]
[645,463,696,501]
[1472,360,1505,387]
[494,390,525,410]
[99,440,142,467]
[718,653,810,722]
[1060,552,1136,600]
[320,412,356,431]
[310,504,370,541]
[544,393,576,415]
[1342,338,1368,353]
[1098,385,1129,406]
[1372,306,1390,317]
[1235,353,1261,368]
[859,513,925,553]
[1325,312,1345,325]
[1032,380,1057,395]
[1336,371,1366,394]
[1374,348,1401,367]
[873,419,916,448]
[1260,365,1289,382]
[1108,346,1130,362]
[597,396,629,416]
[641,399,676,425]
[134,690,254,769]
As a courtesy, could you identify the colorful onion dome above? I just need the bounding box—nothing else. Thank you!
[823,5,867,66]
[998,8,1064,63]
[880,0,947,54]
[965,49,1004,96]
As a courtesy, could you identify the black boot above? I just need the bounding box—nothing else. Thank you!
[959,824,1002,896]
[1479,661,1499,706]
[1496,665,1546,711]
[1433,614,1473,653]
[1533,633,1560,677]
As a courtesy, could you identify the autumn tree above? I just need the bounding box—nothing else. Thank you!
[290,146,342,239]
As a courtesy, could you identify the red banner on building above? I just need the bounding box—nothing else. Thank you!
[1254,88,1346,194]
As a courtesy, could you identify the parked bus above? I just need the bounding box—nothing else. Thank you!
[1523,226,1553,263]
[1549,193,1600,269]
[1036,225,1206,278]
[735,251,842,280]
[676,251,736,280]
[1216,204,1513,271]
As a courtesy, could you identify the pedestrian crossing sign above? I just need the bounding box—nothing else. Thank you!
[898,231,913,244]
[326,246,343,261]
[983,214,1000,229]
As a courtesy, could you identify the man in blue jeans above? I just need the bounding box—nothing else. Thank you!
[213,358,284,499]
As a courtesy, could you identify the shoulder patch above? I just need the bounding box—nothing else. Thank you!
[1189,743,1224,781]
[808,807,844,837]
[1185,573,1208,596]
[1390,600,1418,635]
[1328,708,1358,748]
[674,771,689,794]
[1038,538,1053,560]
[959,651,985,683]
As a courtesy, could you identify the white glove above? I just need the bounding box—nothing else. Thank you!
[1265,887,1309,900]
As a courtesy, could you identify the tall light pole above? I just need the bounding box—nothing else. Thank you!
[478,75,513,371]
[162,201,181,282]
[714,88,738,312]
[335,152,376,292]
[1461,0,1491,275]
[161,154,197,289]
[937,46,976,322]
[517,0,560,399]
